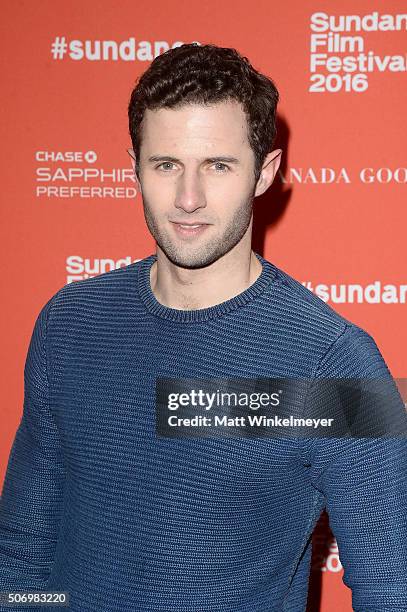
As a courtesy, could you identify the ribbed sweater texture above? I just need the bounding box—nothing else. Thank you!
[0,252,406,611]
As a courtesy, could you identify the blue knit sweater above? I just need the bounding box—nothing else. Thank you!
[0,252,406,612]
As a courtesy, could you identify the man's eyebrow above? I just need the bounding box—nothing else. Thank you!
[147,155,240,164]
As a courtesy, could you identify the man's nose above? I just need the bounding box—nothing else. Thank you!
[174,169,207,214]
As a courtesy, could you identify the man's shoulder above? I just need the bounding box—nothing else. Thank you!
[259,259,391,380]
[262,257,370,355]
[63,259,140,293]
[265,258,351,324]
[44,258,146,325]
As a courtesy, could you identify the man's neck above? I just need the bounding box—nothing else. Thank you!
[149,248,263,311]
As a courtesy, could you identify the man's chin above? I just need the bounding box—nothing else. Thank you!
[157,243,223,270]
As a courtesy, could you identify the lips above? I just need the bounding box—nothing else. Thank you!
[177,224,205,228]
[170,221,209,226]
[170,221,210,237]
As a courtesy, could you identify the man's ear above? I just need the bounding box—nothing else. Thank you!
[254,149,283,197]
[127,148,142,193]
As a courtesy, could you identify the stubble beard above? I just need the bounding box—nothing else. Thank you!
[142,191,255,270]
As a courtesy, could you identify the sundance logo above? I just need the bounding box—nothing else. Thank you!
[303,281,407,304]
[50,37,198,62]
[66,256,140,283]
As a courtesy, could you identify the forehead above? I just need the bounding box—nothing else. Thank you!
[140,100,250,153]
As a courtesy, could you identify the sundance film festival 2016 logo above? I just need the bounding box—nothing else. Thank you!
[309,11,407,93]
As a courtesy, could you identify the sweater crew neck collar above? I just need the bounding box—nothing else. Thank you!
[137,251,277,323]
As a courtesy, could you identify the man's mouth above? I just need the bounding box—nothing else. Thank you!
[170,221,210,237]
[178,224,204,228]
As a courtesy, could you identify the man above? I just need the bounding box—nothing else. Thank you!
[0,43,405,612]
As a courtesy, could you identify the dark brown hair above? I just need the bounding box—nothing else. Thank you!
[128,43,279,182]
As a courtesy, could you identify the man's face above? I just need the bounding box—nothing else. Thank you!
[136,100,259,269]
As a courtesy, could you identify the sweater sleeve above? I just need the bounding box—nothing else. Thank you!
[302,324,407,612]
[0,293,66,605]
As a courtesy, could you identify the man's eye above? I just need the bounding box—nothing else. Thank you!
[157,162,175,171]
[213,162,229,173]
[155,162,229,173]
